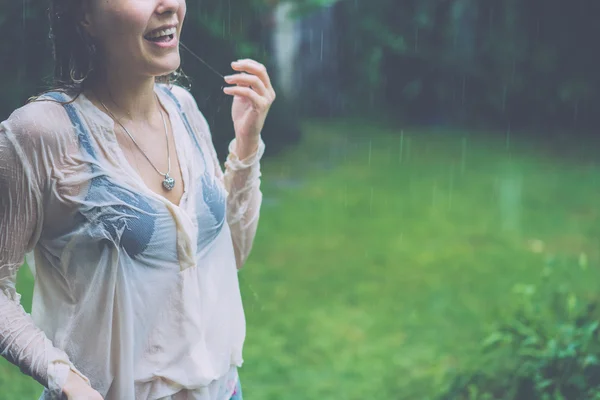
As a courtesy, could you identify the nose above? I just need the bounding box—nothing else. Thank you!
[156,0,181,16]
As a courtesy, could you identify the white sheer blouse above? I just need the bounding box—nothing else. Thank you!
[0,84,265,399]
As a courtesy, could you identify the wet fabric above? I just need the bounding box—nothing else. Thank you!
[159,370,243,400]
[0,83,265,399]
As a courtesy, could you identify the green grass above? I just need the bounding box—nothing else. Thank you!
[2,120,600,399]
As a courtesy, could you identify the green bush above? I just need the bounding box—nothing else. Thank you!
[438,263,600,400]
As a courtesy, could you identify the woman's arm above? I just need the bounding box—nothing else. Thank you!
[172,86,266,270]
[0,117,91,398]
[221,134,266,270]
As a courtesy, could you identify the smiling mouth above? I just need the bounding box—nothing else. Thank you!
[144,27,177,43]
[147,34,174,43]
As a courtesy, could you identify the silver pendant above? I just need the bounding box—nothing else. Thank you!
[163,174,176,191]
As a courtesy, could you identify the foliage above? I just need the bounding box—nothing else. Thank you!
[0,1,301,158]
[438,261,600,400]
[2,120,600,398]
[2,1,600,130]
[288,0,600,129]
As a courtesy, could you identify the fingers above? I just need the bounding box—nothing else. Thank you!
[224,73,268,96]
[224,58,277,106]
[222,86,270,110]
[230,59,274,92]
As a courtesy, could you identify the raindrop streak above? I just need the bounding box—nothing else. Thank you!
[20,0,29,84]
[448,163,454,210]
[180,42,226,79]
[399,130,404,164]
[368,139,372,166]
[511,56,517,85]
[453,24,458,48]
[461,137,467,174]
[320,30,324,62]
[502,83,508,113]
[499,166,523,234]
[415,26,419,52]
[343,134,348,164]
[245,281,264,312]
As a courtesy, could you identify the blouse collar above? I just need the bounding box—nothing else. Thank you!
[75,84,178,132]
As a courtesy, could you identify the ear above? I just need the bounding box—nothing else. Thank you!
[78,0,96,37]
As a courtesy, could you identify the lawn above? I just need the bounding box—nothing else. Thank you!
[2,120,599,399]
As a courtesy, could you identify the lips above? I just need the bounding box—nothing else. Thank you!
[144,25,177,42]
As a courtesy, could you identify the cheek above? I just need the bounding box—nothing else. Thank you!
[179,1,187,22]
[95,5,148,44]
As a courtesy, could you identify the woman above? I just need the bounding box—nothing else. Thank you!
[0,0,275,399]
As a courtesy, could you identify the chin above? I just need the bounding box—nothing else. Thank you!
[149,57,181,78]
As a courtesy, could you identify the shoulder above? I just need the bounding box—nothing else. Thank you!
[166,84,196,106]
[159,84,210,127]
[2,94,74,146]
[1,94,77,171]
[158,84,196,112]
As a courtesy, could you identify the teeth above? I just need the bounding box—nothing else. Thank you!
[146,27,176,39]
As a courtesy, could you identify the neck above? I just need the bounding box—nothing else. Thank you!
[87,68,159,123]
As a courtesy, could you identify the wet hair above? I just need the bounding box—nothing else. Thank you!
[32,0,187,103]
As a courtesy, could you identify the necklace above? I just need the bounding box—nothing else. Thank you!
[98,95,176,191]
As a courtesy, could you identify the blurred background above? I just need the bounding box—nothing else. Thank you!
[2,0,600,399]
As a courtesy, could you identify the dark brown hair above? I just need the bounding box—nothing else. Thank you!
[33,0,187,103]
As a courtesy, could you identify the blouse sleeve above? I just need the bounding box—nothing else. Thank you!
[0,105,90,398]
[171,85,266,270]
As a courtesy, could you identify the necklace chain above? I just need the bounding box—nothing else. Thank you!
[97,94,176,191]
